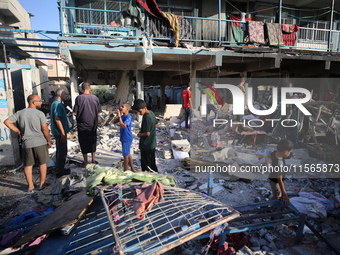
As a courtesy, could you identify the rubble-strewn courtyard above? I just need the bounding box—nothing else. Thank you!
[1,100,340,255]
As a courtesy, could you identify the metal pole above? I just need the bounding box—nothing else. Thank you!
[2,44,11,90]
[328,0,335,51]
[279,0,282,24]
[218,0,221,45]
[59,0,64,36]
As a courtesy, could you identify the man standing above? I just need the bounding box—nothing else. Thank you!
[205,82,219,124]
[113,103,135,172]
[134,99,159,172]
[4,95,51,192]
[50,88,70,177]
[73,82,101,166]
[181,83,193,129]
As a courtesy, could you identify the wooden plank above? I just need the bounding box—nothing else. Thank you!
[14,191,94,247]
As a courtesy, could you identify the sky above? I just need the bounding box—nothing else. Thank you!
[18,0,60,41]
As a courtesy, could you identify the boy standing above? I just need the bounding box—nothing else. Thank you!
[113,103,134,172]
[268,139,294,205]
[134,99,159,172]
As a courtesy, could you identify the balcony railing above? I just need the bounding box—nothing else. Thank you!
[59,5,340,52]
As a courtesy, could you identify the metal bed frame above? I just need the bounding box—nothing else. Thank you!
[98,183,240,255]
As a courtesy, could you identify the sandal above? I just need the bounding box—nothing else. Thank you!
[38,183,50,190]
[27,188,35,193]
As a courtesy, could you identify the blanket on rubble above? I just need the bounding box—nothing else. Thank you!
[86,164,176,196]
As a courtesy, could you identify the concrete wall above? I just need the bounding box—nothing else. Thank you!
[0,70,20,166]
[48,60,70,79]
[0,0,31,28]
[39,66,49,103]
[200,0,226,41]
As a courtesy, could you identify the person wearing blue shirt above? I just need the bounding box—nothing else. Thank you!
[50,88,70,177]
[113,103,135,172]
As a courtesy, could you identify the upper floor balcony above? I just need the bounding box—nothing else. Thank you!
[58,0,340,52]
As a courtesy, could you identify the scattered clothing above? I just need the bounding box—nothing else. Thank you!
[0,230,24,248]
[7,208,54,227]
[133,181,164,220]
[109,184,122,224]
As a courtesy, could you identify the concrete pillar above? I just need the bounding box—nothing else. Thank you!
[39,66,49,103]
[136,70,144,122]
[160,84,165,111]
[22,69,33,108]
[190,69,199,111]
[31,68,41,98]
[319,77,329,100]
[0,70,20,166]
[69,68,78,107]
[136,70,144,100]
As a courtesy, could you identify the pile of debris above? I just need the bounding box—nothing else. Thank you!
[0,101,340,255]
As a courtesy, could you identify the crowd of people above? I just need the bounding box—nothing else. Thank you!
[3,81,334,206]
[3,82,159,192]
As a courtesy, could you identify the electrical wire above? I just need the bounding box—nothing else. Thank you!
[282,10,331,19]
[248,7,277,14]
[225,0,242,14]
[282,6,331,12]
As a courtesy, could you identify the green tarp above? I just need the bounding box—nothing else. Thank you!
[86,164,177,196]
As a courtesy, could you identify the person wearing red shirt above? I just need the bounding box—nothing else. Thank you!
[181,83,193,129]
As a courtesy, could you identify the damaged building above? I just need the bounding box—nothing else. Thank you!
[0,0,340,254]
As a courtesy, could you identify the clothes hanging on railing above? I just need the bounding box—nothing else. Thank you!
[282,24,299,46]
[229,15,255,45]
[162,12,179,47]
[282,24,299,33]
[136,0,163,19]
[265,23,284,46]
[149,17,173,39]
[244,21,266,44]
[178,17,192,40]
[149,16,192,45]
[127,0,145,29]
